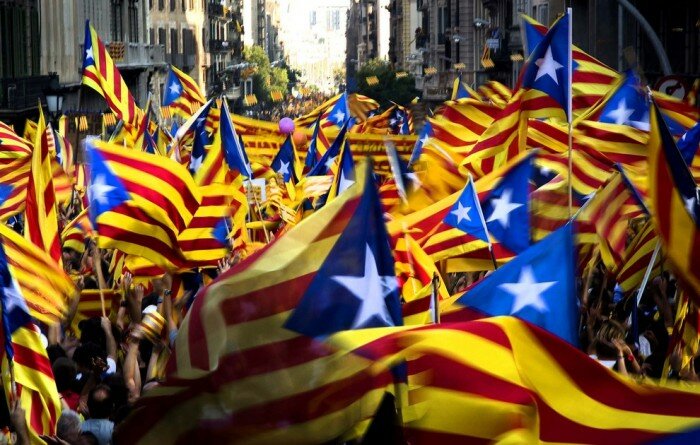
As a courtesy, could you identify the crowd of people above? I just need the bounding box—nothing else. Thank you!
[239,91,333,122]
[0,226,691,445]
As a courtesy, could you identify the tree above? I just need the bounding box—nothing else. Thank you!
[355,59,418,108]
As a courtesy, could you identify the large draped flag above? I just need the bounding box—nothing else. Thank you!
[24,108,62,266]
[87,140,201,270]
[455,223,577,344]
[648,102,700,304]
[162,65,206,118]
[116,162,402,444]
[0,214,76,325]
[0,240,61,442]
[329,316,700,443]
[81,21,141,131]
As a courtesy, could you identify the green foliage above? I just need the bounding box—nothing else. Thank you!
[355,59,418,108]
[242,45,292,102]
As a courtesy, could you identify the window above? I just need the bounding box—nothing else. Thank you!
[110,0,123,41]
[332,10,340,30]
[149,28,155,45]
[437,5,449,45]
[158,0,164,11]
[170,0,176,12]
[532,0,549,26]
[158,27,167,49]
[310,10,316,26]
[128,0,138,42]
[171,28,179,54]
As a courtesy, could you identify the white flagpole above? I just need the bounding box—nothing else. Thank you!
[567,7,574,218]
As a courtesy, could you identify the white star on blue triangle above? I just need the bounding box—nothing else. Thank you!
[86,142,131,226]
[456,224,578,344]
[285,165,402,337]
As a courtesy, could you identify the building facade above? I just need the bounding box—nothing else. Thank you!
[346,0,391,92]
[279,0,347,94]
[0,0,43,127]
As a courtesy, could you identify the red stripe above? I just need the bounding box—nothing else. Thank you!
[13,341,54,379]
[410,354,533,405]
[526,323,700,417]
[30,390,44,434]
[113,65,122,101]
[573,70,617,85]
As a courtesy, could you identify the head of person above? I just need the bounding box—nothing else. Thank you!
[56,409,81,443]
[87,384,113,420]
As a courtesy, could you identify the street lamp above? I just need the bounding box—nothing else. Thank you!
[44,74,64,129]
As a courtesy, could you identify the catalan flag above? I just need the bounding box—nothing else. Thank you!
[330,316,700,443]
[0,157,31,221]
[451,74,481,101]
[61,208,94,254]
[580,169,647,270]
[24,108,62,266]
[116,162,401,444]
[0,121,32,159]
[162,65,206,118]
[81,20,142,131]
[615,219,662,294]
[87,140,201,270]
[648,101,700,303]
[0,240,61,443]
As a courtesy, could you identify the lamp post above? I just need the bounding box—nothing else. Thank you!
[45,89,63,130]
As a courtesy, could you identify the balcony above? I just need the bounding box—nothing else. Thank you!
[209,39,236,53]
[421,72,451,101]
[0,75,52,112]
[79,43,166,70]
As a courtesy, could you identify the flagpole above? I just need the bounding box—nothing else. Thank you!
[93,244,108,317]
[246,177,270,243]
[469,173,498,270]
[635,240,661,306]
[567,7,574,218]
[430,272,440,324]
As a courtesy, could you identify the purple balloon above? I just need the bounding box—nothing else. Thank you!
[279,117,295,134]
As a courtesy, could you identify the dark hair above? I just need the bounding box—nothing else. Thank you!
[80,431,99,445]
[46,344,66,364]
[52,357,77,393]
[87,384,113,419]
[72,342,106,369]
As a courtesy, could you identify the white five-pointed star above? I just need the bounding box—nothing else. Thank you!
[2,282,22,314]
[338,171,355,192]
[419,134,430,146]
[169,82,181,95]
[332,244,398,329]
[332,110,345,123]
[487,189,523,228]
[276,160,290,176]
[324,155,337,170]
[535,46,564,84]
[451,201,472,224]
[606,98,634,125]
[85,46,94,61]
[190,153,203,172]
[89,174,116,206]
[498,266,556,314]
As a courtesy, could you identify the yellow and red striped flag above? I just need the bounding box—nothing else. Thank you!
[615,219,662,293]
[0,240,62,442]
[61,207,94,254]
[24,107,62,266]
[0,121,32,159]
[330,316,700,443]
[580,169,647,271]
[116,162,398,444]
[663,291,700,380]
[648,102,700,303]
[81,20,142,131]
[0,223,76,325]
[162,65,206,118]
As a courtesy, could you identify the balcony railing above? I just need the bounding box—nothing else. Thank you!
[79,43,166,70]
[421,72,451,101]
[209,39,235,53]
[0,75,52,112]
